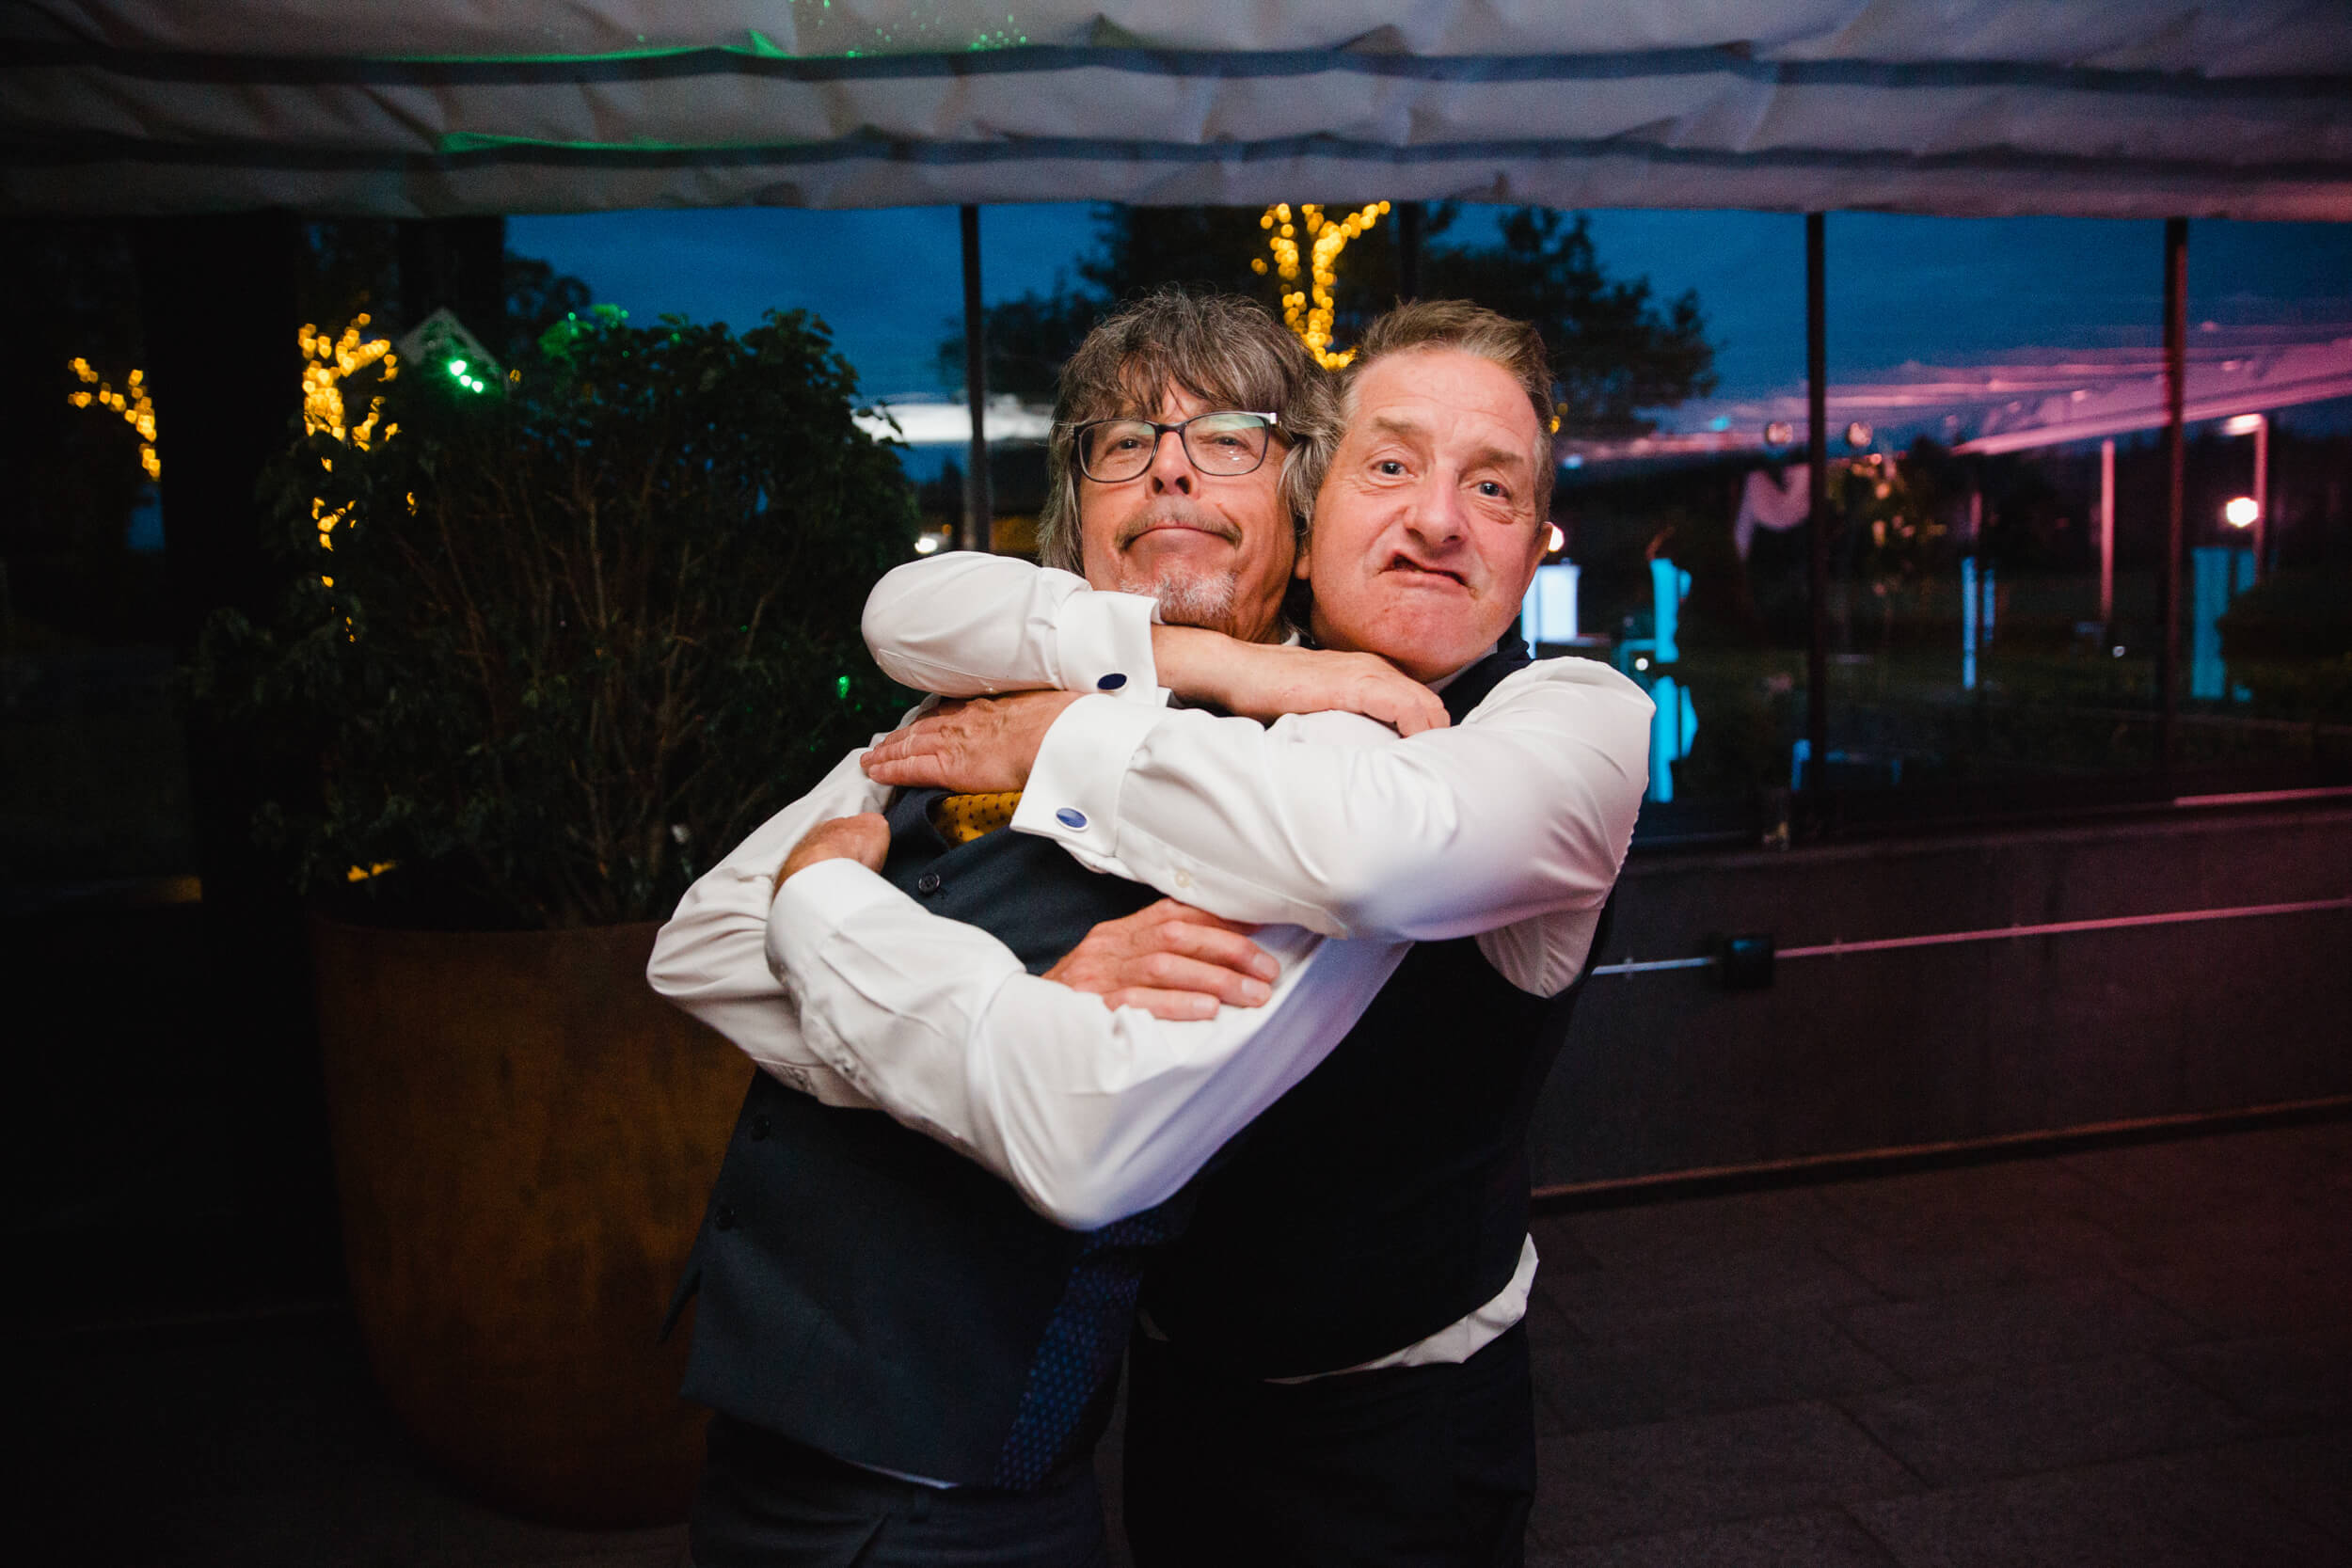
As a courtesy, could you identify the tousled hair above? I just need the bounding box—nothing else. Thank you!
[1039,289,1341,574]
[1344,299,1558,520]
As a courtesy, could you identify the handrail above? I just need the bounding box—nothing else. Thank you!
[1591,894,2352,977]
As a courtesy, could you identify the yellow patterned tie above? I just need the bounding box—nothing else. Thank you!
[931,791,1025,845]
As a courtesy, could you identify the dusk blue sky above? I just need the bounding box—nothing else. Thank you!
[509,204,2352,415]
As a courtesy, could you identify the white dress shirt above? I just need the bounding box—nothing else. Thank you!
[648,551,1650,1371]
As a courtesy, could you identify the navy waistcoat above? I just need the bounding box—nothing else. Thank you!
[673,790,1176,1489]
[1138,637,1611,1378]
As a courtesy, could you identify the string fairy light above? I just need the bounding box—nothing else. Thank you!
[297,314,399,556]
[298,315,405,879]
[67,357,160,480]
[1252,201,1391,369]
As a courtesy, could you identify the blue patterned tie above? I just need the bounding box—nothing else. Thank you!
[991,1207,1181,1488]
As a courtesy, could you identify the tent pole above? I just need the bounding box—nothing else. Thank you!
[961,204,993,554]
[2158,217,2186,773]
[1804,213,1829,813]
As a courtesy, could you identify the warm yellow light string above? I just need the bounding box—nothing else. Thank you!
[67,357,161,480]
[296,315,404,882]
[297,314,399,558]
[1252,201,1391,369]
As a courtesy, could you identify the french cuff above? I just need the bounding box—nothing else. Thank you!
[765,857,911,987]
[1011,693,1167,866]
[1051,589,1160,700]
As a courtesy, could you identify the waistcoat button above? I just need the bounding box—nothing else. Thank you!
[714,1203,738,1231]
[749,1114,771,1141]
[915,871,943,895]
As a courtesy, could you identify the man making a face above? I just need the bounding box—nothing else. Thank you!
[652,296,1651,1565]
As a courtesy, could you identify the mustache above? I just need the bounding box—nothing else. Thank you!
[1114,499,1243,552]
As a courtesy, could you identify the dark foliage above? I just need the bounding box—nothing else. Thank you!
[199,309,918,929]
[936,204,1714,436]
[1421,208,1716,436]
[933,280,1104,404]
[2221,560,2352,661]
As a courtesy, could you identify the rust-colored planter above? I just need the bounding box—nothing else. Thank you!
[310,916,749,1527]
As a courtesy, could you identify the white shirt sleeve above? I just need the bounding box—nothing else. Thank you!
[861,552,1163,702]
[767,859,1409,1230]
[644,738,902,1109]
[1008,657,1655,993]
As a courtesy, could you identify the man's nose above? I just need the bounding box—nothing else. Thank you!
[1146,428,1195,494]
[1405,477,1468,548]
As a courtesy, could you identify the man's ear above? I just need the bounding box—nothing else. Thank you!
[1294,533,1315,582]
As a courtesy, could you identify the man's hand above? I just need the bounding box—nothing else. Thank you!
[1155,628,1450,736]
[775,813,890,891]
[860,690,1086,793]
[1046,898,1279,1021]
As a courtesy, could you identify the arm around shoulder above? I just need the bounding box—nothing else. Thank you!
[1014,656,1655,942]
[862,551,1161,700]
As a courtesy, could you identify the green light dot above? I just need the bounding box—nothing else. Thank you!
[836,674,851,700]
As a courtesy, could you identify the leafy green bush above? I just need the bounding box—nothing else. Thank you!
[201,309,916,928]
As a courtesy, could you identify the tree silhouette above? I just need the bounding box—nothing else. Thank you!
[940,204,1714,435]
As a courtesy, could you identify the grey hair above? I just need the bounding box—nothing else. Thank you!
[1344,299,1559,520]
[1038,289,1342,574]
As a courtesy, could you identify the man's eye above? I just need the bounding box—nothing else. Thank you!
[1476,480,1509,499]
[1375,459,1408,477]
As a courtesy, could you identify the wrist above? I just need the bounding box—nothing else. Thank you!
[1151,624,1235,707]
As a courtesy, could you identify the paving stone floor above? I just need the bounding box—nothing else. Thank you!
[17,1117,2348,1566]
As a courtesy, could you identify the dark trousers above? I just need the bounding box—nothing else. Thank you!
[1122,1323,1535,1568]
[691,1413,1110,1568]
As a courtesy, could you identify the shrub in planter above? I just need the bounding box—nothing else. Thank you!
[211,307,915,926]
[200,309,918,1524]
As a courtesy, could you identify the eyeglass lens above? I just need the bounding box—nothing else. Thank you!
[1082,412,1272,483]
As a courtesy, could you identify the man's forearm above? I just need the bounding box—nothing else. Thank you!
[644,741,897,1105]
[769,860,1406,1230]
[1012,658,1655,942]
[863,551,1162,700]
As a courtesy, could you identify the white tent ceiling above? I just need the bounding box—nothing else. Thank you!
[6,2,2352,218]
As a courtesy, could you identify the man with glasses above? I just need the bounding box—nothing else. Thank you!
[654,290,1358,1566]
[653,296,1651,1565]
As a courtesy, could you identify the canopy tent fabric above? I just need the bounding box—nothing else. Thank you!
[7,2,2352,219]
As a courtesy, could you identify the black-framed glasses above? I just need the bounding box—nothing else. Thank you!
[1072,410,1282,483]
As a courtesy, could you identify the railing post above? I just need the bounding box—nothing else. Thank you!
[2158,216,2186,774]
[1804,213,1830,812]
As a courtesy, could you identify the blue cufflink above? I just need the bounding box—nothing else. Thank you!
[1056,807,1089,830]
[1096,673,1127,690]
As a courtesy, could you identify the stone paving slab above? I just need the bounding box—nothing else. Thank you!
[1831,1276,2203,1384]
[1530,1299,1904,1433]
[2208,1430,2352,1547]
[1846,1446,2346,1568]
[2159,1328,2352,1427]
[1531,1508,1900,1567]
[1834,1353,2257,1488]
[1527,1401,1923,1549]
